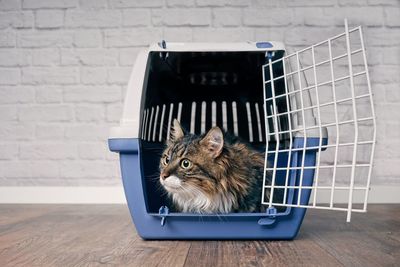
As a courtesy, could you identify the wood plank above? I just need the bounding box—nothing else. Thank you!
[184,236,343,267]
[0,204,399,266]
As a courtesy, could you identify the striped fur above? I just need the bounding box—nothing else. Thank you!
[159,119,271,213]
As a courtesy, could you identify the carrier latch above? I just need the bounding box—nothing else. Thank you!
[258,207,277,226]
[158,206,169,226]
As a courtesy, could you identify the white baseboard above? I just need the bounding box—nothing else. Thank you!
[0,185,398,204]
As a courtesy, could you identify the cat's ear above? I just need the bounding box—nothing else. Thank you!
[200,127,224,158]
[170,119,184,141]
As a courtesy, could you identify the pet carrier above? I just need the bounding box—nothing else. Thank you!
[108,20,376,240]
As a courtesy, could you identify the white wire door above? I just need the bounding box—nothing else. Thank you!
[261,20,376,222]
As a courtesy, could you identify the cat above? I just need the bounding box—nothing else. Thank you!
[159,119,272,214]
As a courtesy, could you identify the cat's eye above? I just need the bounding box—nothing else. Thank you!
[180,159,192,169]
[162,155,170,166]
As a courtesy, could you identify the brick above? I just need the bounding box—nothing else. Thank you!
[338,0,368,5]
[301,7,384,27]
[377,103,400,122]
[370,65,400,83]
[30,162,61,178]
[61,49,118,66]
[78,142,106,159]
[118,48,142,66]
[20,143,76,160]
[154,8,211,26]
[81,67,107,85]
[0,86,35,103]
[122,9,150,26]
[0,161,60,179]
[213,8,241,27]
[22,0,78,9]
[286,0,335,7]
[338,7,384,26]
[32,48,59,66]
[64,124,108,141]
[0,11,34,29]
[0,49,30,66]
[36,86,63,103]
[65,10,121,28]
[382,47,400,65]
[364,47,383,66]
[367,0,399,6]
[226,0,250,6]
[0,143,18,160]
[385,7,400,27]
[0,105,17,120]
[63,85,121,103]
[73,30,101,48]
[35,10,64,28]
[0,68,20,85]
[104,28,162,47]
[35,124,64,140]
[251,0,279,7]
[373,159,400,179]
[254,28,286,42]
[18,31,73,48]
[0,30,16,47]
[106,103,122,122]
[22,67,78,85]
[375,141,400,159]
[19,105,73,122]
[0,0,20,11]
[163,28,193,42]
[196,0,225,6]
[110,0,163,8]
[370,83,385,103]
[366,28,400,46]
[192,28,253,42]
[243,8,292,26]
[79,0,107,9]
[285,27,339,46]
[385,84,400,102]
[297,8,335,26]
[75,104,105,122]
[151,8,163,26]
[107,67,130,85]
[0,123,34,140]
[166,0,194,7]
[0,161,33,178]
[60,160,118,178]
[365,28,400,46]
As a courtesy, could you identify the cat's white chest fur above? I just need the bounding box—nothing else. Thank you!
[171,186,236,213]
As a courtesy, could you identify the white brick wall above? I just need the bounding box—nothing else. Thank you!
[0,0,399,187]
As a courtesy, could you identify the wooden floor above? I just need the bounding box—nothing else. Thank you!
[0,205,399,267]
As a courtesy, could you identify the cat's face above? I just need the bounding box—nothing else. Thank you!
[159,119,224,197]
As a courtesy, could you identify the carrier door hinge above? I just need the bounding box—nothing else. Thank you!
[158,206,169,226]
[158,40,169,61]
[265,51,275,60]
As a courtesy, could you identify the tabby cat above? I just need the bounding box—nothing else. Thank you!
[159,119,272,213]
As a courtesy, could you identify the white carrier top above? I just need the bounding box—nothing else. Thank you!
[109,41,285,140]
[148,41,285,52]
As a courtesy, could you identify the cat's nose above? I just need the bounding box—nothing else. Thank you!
[160,172,169,180]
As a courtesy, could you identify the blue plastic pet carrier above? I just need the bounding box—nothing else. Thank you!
[108,21,376,240]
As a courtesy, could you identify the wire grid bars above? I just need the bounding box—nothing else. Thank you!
[261,21,376,222]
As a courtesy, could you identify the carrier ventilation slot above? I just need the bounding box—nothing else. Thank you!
[140,101,289,144]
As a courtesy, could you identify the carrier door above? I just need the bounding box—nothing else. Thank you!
[261,20,376,222]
